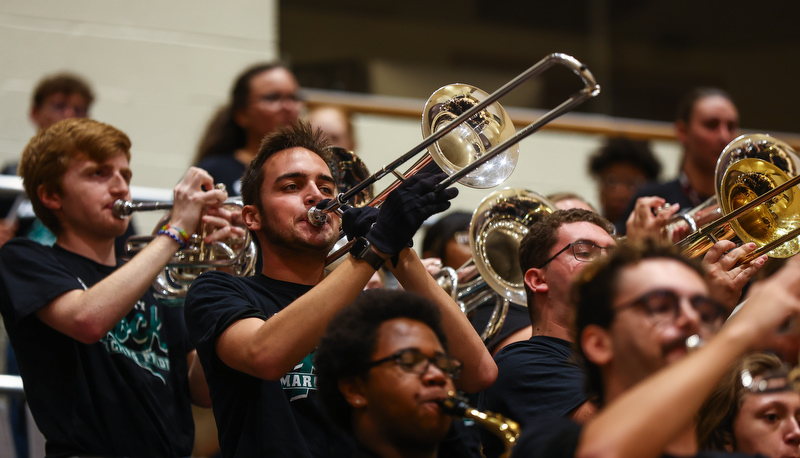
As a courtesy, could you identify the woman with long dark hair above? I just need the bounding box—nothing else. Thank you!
[194,63,302,195]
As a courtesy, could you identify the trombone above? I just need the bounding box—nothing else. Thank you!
[308,53,600,232]
[667,134,800,264]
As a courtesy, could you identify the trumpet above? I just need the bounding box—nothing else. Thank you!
[310,53,600,251]
[669,134,800,264]
[439,391,520,458]
[438,188,556,341]
[112,198,257,299]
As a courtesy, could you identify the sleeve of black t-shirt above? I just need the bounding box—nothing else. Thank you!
[184,271,267,370]
[0,239,84,325]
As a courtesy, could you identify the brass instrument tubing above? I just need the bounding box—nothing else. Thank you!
[678,173,800,251]
[311,53,599,224]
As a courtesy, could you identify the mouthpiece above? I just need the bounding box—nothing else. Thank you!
[307,206,328,227]
[113,199,134,219]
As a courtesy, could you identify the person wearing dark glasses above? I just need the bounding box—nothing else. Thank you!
[478,209,760,458]
[316,289,468,458]
[511,239,800,458]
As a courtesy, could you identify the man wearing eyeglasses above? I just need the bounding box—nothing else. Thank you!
[477,208,614,457]
[478,208,761,458]
[316,289,465,458]
[510,239,800,457]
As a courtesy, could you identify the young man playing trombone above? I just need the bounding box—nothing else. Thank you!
[0,117,234,457]
[184,121,497,457]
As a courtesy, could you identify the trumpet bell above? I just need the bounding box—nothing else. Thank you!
[715,134,800,258]
[422,84,518,189]
[470,188,557,306]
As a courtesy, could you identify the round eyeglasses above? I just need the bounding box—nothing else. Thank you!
[614,289,726,329]
[537,240,615,268]
[366,348,463,380]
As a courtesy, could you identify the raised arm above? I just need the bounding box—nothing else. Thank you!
[214,170,459,381]
[576,254,800,458]
[36,167,227,343]
[390,248,498,392]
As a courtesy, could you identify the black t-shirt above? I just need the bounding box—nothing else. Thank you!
[510,416,764,458]
[471,302,530,353]
[184,271,353,458]
[478,336,587,458]
[196,155,246,196]
[0,239,194,458]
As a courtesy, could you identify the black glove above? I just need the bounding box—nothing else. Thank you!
[341,205,380,241]
[366,170,458,256]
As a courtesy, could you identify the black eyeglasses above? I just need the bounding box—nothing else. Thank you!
[741,366,800,394]
[537,240,615,268]
[614,289,726,329]
[367,348,463,380]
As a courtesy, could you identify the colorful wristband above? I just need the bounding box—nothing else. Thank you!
[161,224,189,245]
[158,228,186,249]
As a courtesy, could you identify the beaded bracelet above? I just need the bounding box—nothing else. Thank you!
[160,224,189,245]
[157,228,186,249]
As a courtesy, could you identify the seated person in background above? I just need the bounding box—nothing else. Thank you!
[511,240,797,458]
[184,122,495,457]
[0,118,231,457]
[617,87,740,235]
[315,288,469,458]
[547,191,597,213]
[421,211,472,270]
[1,72,96,248]
[588,136,662,226]
[698,352,800,458]
[307,105,357,152]
[194,62,302,195]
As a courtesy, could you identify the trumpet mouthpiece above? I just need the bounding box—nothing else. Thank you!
[113,199,133,219]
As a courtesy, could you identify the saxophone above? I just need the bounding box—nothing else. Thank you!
[438,391,521,458]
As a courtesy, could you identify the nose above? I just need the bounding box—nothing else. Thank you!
[109,171,129,197]
[421,362,448,387]
[305,183,325,206]
[785,417,800,446]
[675,299,702,335]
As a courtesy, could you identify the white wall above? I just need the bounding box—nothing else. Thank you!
[0,1,682,234]
[0,0,280,230]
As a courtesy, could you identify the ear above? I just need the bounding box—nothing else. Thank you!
[242,204,261,231]
[524,267,548,294]
[581,324,613,367]
[38,184,61,211]
[338,376,368,409]
[675,119,688,145]
[233,108,250,130]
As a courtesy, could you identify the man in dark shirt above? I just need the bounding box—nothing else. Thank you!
[184,122,497,457]
[511,240,796,458]
[0,117,228,457]
[478,209,616,456]
[316,289,463,458]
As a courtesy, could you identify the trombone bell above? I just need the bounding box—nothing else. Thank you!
[422,84,518,189]
[716,134,800,259]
